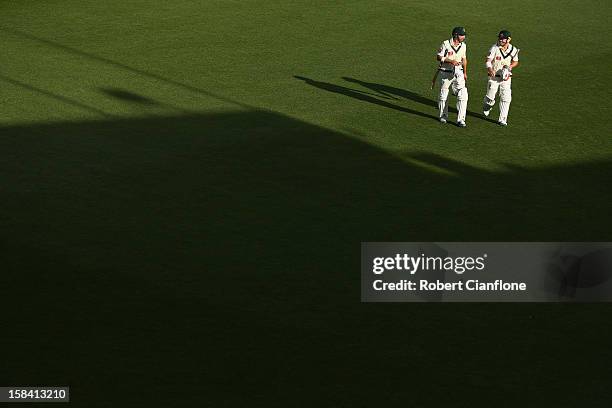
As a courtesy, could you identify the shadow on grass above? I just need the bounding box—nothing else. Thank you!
[343,76,437,108]
[295,75,438,121]
[100,88,159,105]
[1,110,611,405]
[99,87,195,114]
[0,73,112,117]
[344,76,500,124]
[0,25,251,110]
[297,75,498,124]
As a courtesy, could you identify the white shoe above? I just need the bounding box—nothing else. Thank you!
[498,120,507,126]
[440,117,447,123]
[483,104,492,117]
[457,120,466,128]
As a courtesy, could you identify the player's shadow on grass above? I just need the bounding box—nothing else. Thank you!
[343,76,499,124]
[2,108,611,405]
[295,75,438,121]
[343,76,437,108]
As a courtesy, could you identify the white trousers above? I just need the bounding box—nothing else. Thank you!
[438,71,468,122]
[484,77,512,123]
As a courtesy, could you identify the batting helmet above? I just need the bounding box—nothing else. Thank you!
[498,30,511,39]
[452,26,466,37]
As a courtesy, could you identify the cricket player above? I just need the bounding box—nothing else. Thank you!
[436,26,469,127]
[483,30,520,126]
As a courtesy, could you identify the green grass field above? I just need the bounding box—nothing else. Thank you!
[2,1,612,406]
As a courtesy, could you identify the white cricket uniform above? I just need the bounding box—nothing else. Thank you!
[436,38,468,123]
[483,43,520,124]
